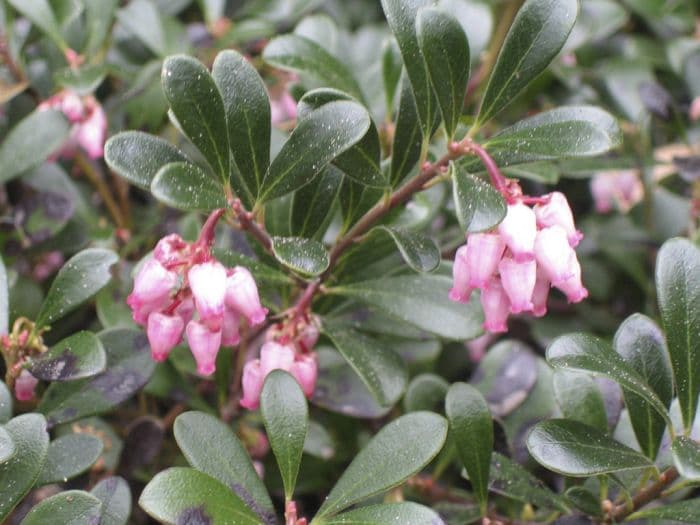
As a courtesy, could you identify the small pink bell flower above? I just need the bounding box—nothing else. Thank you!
[553,257,588,303]
[259,341,296,376]
[147,312,185,361]
[240,360,264,410]
[15,370,39,401]
[449,245,473,303]
[225,267,268,326]
[498,202,537,262]
[466,233,505,288]
[188,261,227,330]
[290,353,318,397]
[154,233,188,265]
[75,100,107,159]
[531,271,551,317]
[480,278,511,333]
[186,321,222,376]
[221,308,241,346]
[498,257,536,313]
[534,226,577,285]
[127,258,178,325]
[270,90,297,125]
[590,170,643,213]
[534,192,583,247]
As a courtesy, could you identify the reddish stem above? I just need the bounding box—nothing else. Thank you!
[463,141,510,197]
[231,199,273,252]
[196,208,226,247]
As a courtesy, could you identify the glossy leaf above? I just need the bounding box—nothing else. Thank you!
[0,414,50,521]
[322,503,445,525]
[105,131,190,190]
[476,0,577,125]
[290,166,343,238]
[321,320,408,407]
[0,256,7,335]
[0,426,14,463]
[416,7,470,139]
[84,0,119,56]
[316,412,448,518]
[151,162,227,211]
[0,109,70,184]
[452,164,507,233]
[552,370,608,432]
[174,411,275,524]
[212,50,271,199]
[139,467,262,524]
[261,371,308,500]
[0,382,11,424]
[614,313,672,459]
[672,436,700,481]
[161,55,230,180]
[29,331,106,382]
[54,65,107,96]
[36,249,118,327]
[371,226,440,272]
[37,433,103,485]
[20,491,102,525]
[655,238,700,431]
[446,383,492,514]
[627,498,700,523]
[116,0,174,56]
[91,477,132,525]
[391,75,424,186]
[381,37,403,111]
[261,101,370,201]
[6,0,65,48]
[403,374,449,412]
[527,419,652,476]
[271,237,329,276]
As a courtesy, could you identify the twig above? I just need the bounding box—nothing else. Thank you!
[75,153,126,229]
[231,198,273,253]
[606,467,679,523]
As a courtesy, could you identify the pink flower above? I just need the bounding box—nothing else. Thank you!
[465,233,505,288]
[449,245,473,303]
[271,90,297,125]
[15,370,38,401]
[531,270,550,317]
[590,170,643,214]
[480,278,510,333]
[298,319,319,352]
[534,226,577,284]
[221,308,241,346]
[154,233,188,265]
[260,341,296,376]
[186,321,222,376]
[240,360,264,410]
[498,202,537,262]
[75,100,106,159]
[225,267,268,326]
[189,261,227,330]
[147,312,184,361]
[498,257,536,313]
[59,92,84,122]
[127,258,178,325]
[534,192,583,247]
[553,257,588,303]
[290,353,318,397]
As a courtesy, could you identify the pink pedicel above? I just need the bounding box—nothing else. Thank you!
[186,321,222,376]
[449,245,473,303]
[498,202,537,262]
[534,191,583,247]
[480,278,511,333]
[498,257,536,314]
[225,267,269,326]
[147,313,185,362]
[466,233,505,288]
[15,370,39,402]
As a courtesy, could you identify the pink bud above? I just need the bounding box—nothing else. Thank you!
[15,370,38,401]
[221,307,241,346]
[60,92,85,122]
[534,192,583,247]
[498,202,537,262]
[480,278,510,333]
[147,312,184,361]
[186,320,222,375]
[553,257,588,303]
[240,359,264,410]
[465,233,506,288]
[225,267,268,326]
[449,245,474,303]
[188,261,227,330]
[259,341,295,376]
[75,102,106,159]
[290,353,318,397]
[127,258,178,325]
[531,270,550,317]
[298,319,319,352]
[534,226,578,284]
[154,233,188,265]
[498,257,536,313]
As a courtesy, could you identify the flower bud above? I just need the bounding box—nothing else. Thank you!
[480,278,511,333]
[534,226,577,285]
[127,258,178,325]
[186,320,222,376]
[189,261,227,331]
[498,257,536,313]
[290,353,318,398]
[225,267,268,326]
[466,233,505,288]
[534,192,583,247]
[240,360,264,410]
[147,312,184,361]
[449,245,474,303]
[498,202,537,262]
[15,370,38,401]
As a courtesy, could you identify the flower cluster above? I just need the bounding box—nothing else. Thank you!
[450,192,588,333]
[38,89,107,159]
[589,169,644,214]
[127,233,268,375]
[1,324,42,401]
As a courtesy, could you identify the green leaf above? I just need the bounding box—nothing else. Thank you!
[116,0,185,57]
[174,411,275,523]
[452,164,506,233]
[476,0,577,125]
[446,383,492,515]
[20,491,102,525]
[390,75,424,187]
[321,320,408,408]
[614,314,672,459]
[28,331,106,382]
[161,55,230,181]
[37,433,103,485]
[672,436,700,481]
[36,249,118,327]
[627,498,700,523]
[212,50,271,199]
[54,65,107,96]
[263,35,364,101]
[416,7,470,139]
[0,382,11,424]
[84,0,119,56]
[0,414,50,521]
[0,426,14,463]
[39,329,156,427]
[403,374,448,412]
[91,477,132,525]
[339,179,382,232]
[7,0,66,49]
[382,37,403,112]
[139,467,263,524]
[526,419,653,476]
[0,255,8,335]
[370,226,440,272]
[0,109,70,185]
[214,249,293,286]
[315,412,448,518]
[290,166,343,238]
[546,333,673,429]
[151,162,227,211]
[552,370,608,432]
[261,370,308,500]
[197,0,225,25]
[105,131,190,190]
[271,237,329,276]
[655,238,700,432]
[260,100,370,202]
[321,502,444,525]
[328,274,483,340]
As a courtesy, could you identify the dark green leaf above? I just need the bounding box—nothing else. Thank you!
[390,75,424,187]
[565,486,602,517]
[7,0,66,48]
[29,331,106,382]
[321,320,408,407]
[627,498,700,523]
[322,503,445,524]
[174,411,275,524]
[552,370,608,432]
[614,314,672,459]
[339,178,382,232]
[0,382,11,424]
[381,37,403,111]
[263,35,364,101]
[212,50,271,199]
[0,426,14,463]
[105,131,190,190]
[91,477,132,525]
[452,164,506,233]
[527,419,653,476]
[446,383,492,514]
[271,237,329,276]
[151,162,227,211]
[476,0,577,125]
[37,433,103,485]
[36,249,118,327]
[261,370,308,500]
[84,0,119,56]
[0,109,70,185]
[261,100,370,201]
[672,436,700,481]
[0,256,8,335]
[290,167,343,238]
[20,491,102,525]
[116,0,183,57]
[316,412,448,518]
[0,414,50,521]
[403,373,448,412]
[370,226,440,272]
[161,55,230,180]
[655,238,700,431]
[416,7,470,139]
[54,65,107,95]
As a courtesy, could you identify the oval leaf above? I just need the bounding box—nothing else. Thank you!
[290,166,343,238]
[452,164,506,233]
[390,75,424,187]
[0,426,15,463]
[316,412,448,518]
[323,502,445,525]
[36,249,118,327]
[404,373,449,412]
[151,162,227,211]
[91,476,132,525]
[628,498,700,523]
[271,237,329,276]
[476,0,577,125]
[139,467,262,525]
[672,436,700,481]
[0,381,11,424]
[37,433,103,485]
[29,331,106,382]
[20,491,102,525]
[552,370,608,432]
[372,226,440,272]
[6,0,65,49]
[526,419,653,476]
